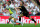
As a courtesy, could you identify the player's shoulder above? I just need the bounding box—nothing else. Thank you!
[9,4,14,7]
[9,4,14,9]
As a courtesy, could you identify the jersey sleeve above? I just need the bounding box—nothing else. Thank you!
[9,4,14,9]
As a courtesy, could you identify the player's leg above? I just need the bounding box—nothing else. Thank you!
[13,14,22,25]
[29,16,36,23]
[7,16,12,24]
[14,18,17,25]
[13,14,23,25]
[17,14,23,26]
[10,18,16,24]
[28,16,37,26]
[25,12,36,23]
[19,14,23,21]
[14,18,16,22]
[11,12,18,24]
[24,12,37,25]
[27,14,37,25]
[10,18,14,23]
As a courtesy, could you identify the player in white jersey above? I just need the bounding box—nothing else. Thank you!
[6,1,23,26]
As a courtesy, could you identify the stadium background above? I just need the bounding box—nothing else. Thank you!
[0,0,40,27]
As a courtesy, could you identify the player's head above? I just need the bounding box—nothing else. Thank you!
[20,1,24,5]
[7,1,11,5]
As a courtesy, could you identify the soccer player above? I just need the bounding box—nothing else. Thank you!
[6,1,17,24]
[16,1,37,26]
[6,1,23,26]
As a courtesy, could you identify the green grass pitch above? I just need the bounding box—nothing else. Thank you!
[0,24,40,27]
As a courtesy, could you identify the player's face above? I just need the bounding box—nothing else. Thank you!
[20,1,22,5]
[7,1,10,5]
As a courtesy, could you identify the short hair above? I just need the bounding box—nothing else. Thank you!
[21,1,24,5]
[22,1,24,4]
[8,1,11,4]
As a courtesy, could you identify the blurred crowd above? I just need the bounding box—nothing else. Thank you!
[0,0,40,16]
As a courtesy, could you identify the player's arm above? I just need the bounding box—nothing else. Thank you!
[16,7,21,9]
[14,8,17,14]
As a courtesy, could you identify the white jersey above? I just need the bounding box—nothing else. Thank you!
[6,4,17,18]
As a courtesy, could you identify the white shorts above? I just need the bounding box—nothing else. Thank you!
[11,11,19,19]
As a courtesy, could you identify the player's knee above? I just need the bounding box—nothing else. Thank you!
[29,16,32,19]
[14,18,16,22]
[9,16,12,19]
[9,16,12,18]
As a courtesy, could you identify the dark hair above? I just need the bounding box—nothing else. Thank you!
[11,0,13,1]
[22,1,24,4]
[21,1,24,5]
[8,1,11,4]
